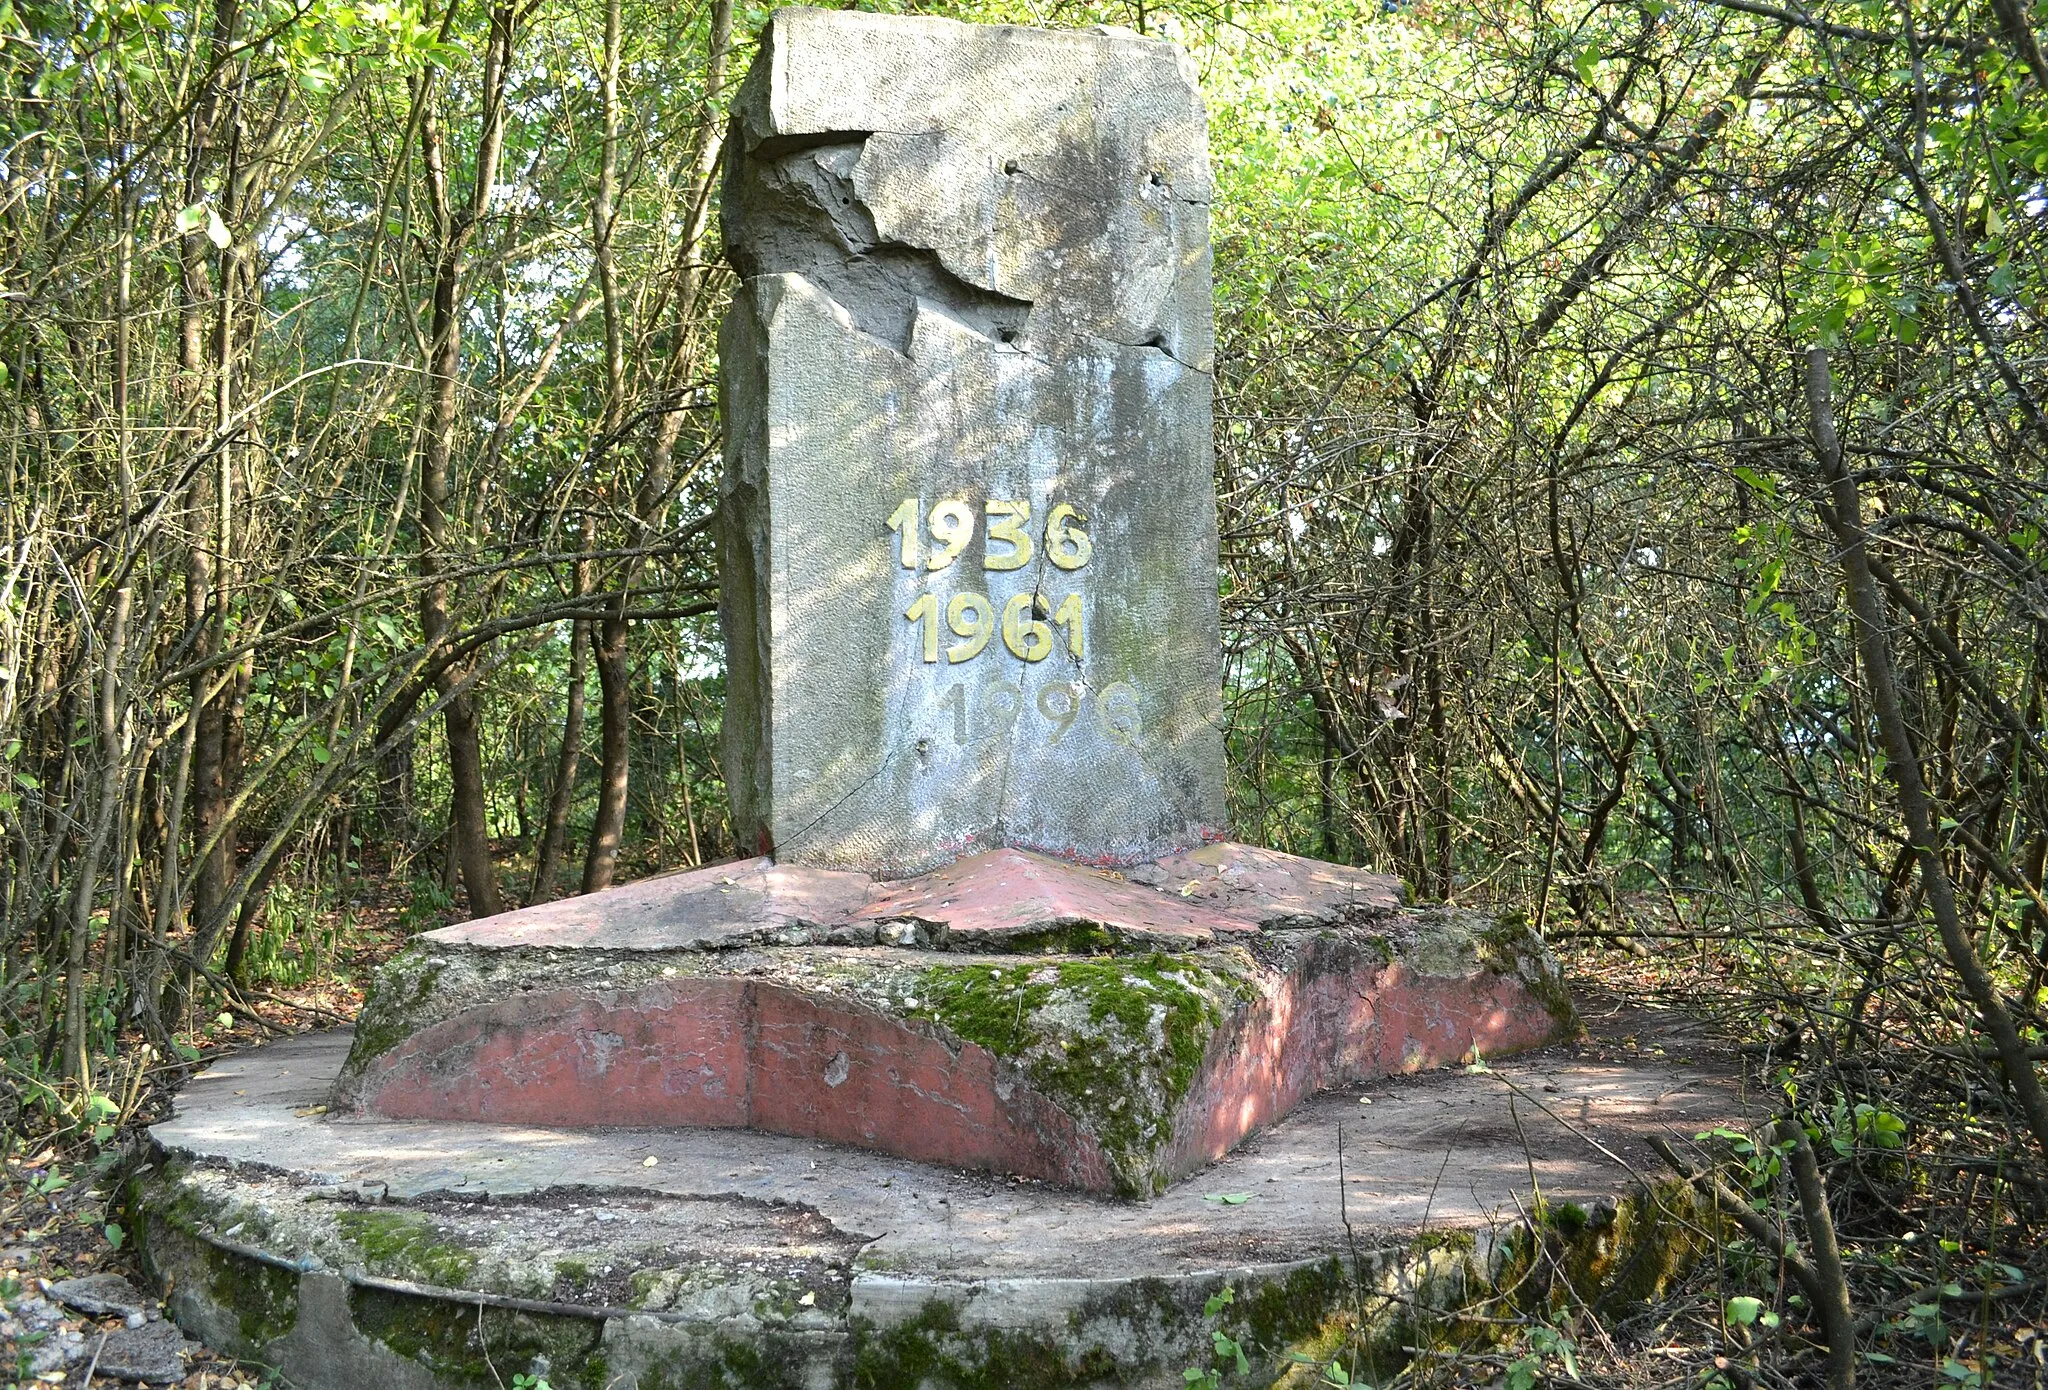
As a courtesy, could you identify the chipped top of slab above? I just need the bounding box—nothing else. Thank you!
[427,857,875,951]
[427,843,1399,953]
[856,846,1261,946]
[732,6,1214,361]
[1143,843,1402,925]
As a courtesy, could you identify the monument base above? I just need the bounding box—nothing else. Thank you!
[336,846,1571,1197]
[136,1024,1745,1390]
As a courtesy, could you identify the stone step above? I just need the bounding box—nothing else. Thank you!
[137,1027,1751,1390]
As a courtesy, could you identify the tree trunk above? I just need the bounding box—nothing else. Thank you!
[64,588,129,1082]
[581,614,630,893]
[1806,346,2048,1157]
[412,8,515,919]
[528,615,588,903]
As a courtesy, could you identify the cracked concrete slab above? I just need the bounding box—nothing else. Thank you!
[138,1019,1752,1388]
[159,1027,1746,1277]
[424,844,1399,954]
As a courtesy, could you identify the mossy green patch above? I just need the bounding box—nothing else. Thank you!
[906,952,1258,1196]
[1476,912,1579,1033]
[348,1284,605,1388]
[344,946,447,1070]
[986,920,1119,955]
[336,1208,478,1288]
[850,1298,1115,1390]
[1234,1257,1353,1350]
[1493,1181,1714,1320]
[129,1169,303,1353]
[209,1241,301,1349]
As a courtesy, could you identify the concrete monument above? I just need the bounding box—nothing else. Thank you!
[324,6,1570,1205]
[139,15,1611,1383]
[718,7,1225,874]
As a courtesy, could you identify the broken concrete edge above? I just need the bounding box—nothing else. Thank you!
[344,901,1552,1076]
[333,915,1575,1198]
[127,1156,1720,1390]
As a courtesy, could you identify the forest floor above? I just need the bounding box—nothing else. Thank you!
[2,875,2044,1388]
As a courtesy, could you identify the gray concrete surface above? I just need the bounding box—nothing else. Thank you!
[156,1023,1745,1281]
[138,1002,1750,1388]
[718,8,1226,875]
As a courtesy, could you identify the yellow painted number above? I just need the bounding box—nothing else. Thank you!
[927,500,974,571]
[1045,503,1092,571]
[886,498,919,569]
[905,593,939,663]
[946,593,995,663]
[984,500,1033,571]
[1052,593,1083,659]
[1002,593,1054,662]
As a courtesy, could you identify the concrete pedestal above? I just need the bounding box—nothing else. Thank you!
[335,846,1570,1197]
[135,1021,1746,1390]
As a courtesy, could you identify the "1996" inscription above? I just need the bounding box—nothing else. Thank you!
[932,679,1141,747]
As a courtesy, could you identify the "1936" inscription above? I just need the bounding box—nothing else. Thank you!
[885,497,1092,572]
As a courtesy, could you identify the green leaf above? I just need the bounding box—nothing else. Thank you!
[104,1222,124,1250]
[1731,464,1777,498]
[1205,1192,1253,1205]
[1727,1295,1764,1325]
[176,202,208,233]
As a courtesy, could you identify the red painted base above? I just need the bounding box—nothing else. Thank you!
[338,851,1570,1196]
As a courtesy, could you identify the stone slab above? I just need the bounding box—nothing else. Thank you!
[427,843,1399,953]
[427,856,877,952]
[138,1022,1750,1388]
[90,1319,190,1383]
[853,846,1260,944]
[339,903,1563,1196]
[47,1272,154,1320]
[719,8,1225,874]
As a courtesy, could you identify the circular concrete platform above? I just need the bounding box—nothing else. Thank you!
[133,1026,1746,1389]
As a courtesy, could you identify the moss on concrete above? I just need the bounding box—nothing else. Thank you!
[336,1209,478,1289]
[344,945,448,1071]
[1492,1181,1715,1322]
[849,1298,1116,1390]
[348,1284,605,1388]
[1476,910,1579,1033]
[129,1165,303,1353]
[906,951,1259,1195]
[985,920,1120,955]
